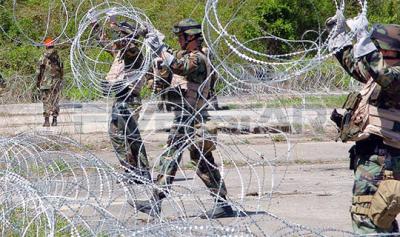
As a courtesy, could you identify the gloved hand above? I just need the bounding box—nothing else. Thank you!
[87,8,98,25]
[325,10,346,34]
[346,14,377,58]
[161,51,175,67]
[145,31,166,55]
[152,50,175,68]
[326,10,351,52]
[106,9,118,24]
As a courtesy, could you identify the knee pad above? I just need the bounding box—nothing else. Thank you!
[369,179,400,229]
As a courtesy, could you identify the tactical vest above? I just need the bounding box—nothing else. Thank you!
[170,51,211,111]
[340,26,400,148]
[106,50,144,96]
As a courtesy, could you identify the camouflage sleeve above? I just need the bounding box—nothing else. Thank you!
[334,46,367,83]
[362,50,400,94]
[169,52,204,82]
[35,56,45,85]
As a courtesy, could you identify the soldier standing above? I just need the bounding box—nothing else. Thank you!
[0,73,5,92]
[327,11,400,234]
[35,37,63,127]
[132,19,234,219]
[91,14,151,184]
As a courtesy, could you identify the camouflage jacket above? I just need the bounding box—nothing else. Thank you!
[168,49,211,110]
[335,45,400,108]
[36,49,63,90]
[91,23,147,99]
[170,49,208,84]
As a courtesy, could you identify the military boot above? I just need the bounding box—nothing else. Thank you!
[117,168,152,185]
[200,196,234,219]
[51,116,57,126]
[128,192,163,217]
[43,117,50,127]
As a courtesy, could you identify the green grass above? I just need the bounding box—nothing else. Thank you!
[48,159,71,174]
[1,0,399,104]
[183,160,196,169]
[0,208,91,236]
[271,134,287,142]
[225,94,347,109]
[310,137,324,142]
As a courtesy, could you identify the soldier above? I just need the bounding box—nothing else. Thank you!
[91,13,151,184]
[0,73,5,92]
[35,37,63,127]
[132,18,234,219]
[327,11,400,234]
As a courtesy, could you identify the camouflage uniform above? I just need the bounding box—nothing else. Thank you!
[335,37,400,234]
[132,18,232,219]
[0,73,5,93]
[109,90,149,178]
[108,47,150,177]
[92,21,150,179]
[36,48,63,120]
[155,49,227,200]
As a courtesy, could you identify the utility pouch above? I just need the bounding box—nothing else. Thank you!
[338,92,363,142]
[339,111,361,141]
[369,179,400,230]
[342,92,362,110]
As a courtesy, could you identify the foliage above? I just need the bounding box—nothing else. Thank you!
[0,0,398,102]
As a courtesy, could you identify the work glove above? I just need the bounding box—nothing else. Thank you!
[144,31,166,55]
[105,9,118,24]
[346,14,377,58]
[87,8,98,25]
[325,10,351,52]
[145,31,175,66]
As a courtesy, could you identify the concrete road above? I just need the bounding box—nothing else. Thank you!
[92,140,355,234]
[0,101,335,135]
[0,101,363,235]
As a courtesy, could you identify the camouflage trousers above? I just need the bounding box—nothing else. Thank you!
[109,98,149,173]
[156,109,227,199]
[40,88,60,117]
[351,137,400,235]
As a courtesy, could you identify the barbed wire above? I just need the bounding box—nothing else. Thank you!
[0,0,381,236]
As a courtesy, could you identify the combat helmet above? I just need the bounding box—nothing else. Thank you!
[371,24,400,52]
[173,18,202,35]
[43,37,55,48]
